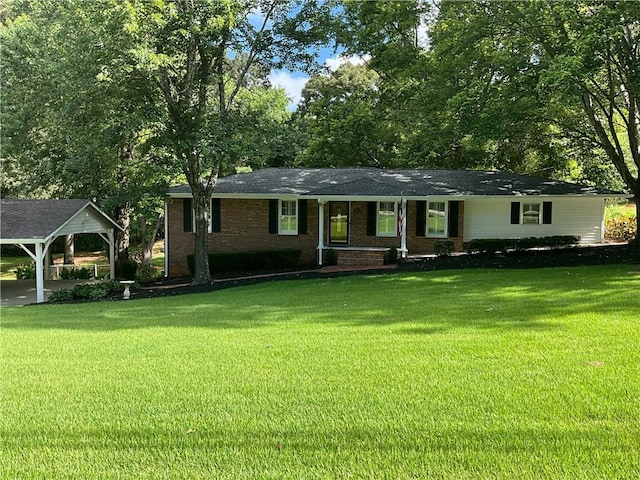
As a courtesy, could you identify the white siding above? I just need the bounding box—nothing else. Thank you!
[463,197,605,244]
[56,208,114,236]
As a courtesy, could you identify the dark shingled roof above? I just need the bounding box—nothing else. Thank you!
[168,168,624,197]
[1,199,92,240]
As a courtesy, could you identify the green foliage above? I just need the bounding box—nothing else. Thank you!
[135,263,161,284]
[385,246,399,264]
[14,263,36,280]
[187,250,302,276]
[323,248,338,266]
[117,259,138,280]
[296,64,398,167]
[59,267,93,280]
[47,280,126,303]
[2,266,639,478]
[433,240,455,256]
[466,236,581,256]
[606,218,637,243]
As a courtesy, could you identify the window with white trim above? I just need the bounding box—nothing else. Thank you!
[427,201,447,237]
[279,200,298,235]
[377,201,397,237]
[522,203,540,224]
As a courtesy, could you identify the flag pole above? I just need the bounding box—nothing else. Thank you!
[399,192,407,259]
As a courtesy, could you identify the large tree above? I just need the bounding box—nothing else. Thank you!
[295,63,402,167]
[429,0,640,238]
[126,0,334,283]
[2,0,312,278]
[1,0,166,264]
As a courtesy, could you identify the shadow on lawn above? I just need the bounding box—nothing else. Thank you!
[3,265,638,333]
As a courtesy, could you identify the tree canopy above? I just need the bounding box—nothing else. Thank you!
[2,0,637,266]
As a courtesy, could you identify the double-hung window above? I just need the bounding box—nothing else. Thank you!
[522,203,541,224]
[377,201,397,237]
[427,201,447,237]
[279,200,298,235]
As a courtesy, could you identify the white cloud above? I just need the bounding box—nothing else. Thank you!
[324,54,371,72]
[268,70,310,109]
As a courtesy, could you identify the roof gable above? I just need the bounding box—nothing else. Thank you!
[0,199,120,243]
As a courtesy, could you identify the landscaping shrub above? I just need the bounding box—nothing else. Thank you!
[60,266,93,280]
[135,263,161,283]
[385,246,399,264]
[433,240,455,256]
[466,236,580,255]
[117,259,138,280]
[15,263,36,280]
[48,280,128,303]
[324,249,338,266]
[187,249,302,275]
[606,217,637,242]
[605,203,637,242]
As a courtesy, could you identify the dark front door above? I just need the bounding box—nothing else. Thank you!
[329,201,349,245]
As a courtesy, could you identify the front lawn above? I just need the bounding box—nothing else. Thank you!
[1,265,639,479]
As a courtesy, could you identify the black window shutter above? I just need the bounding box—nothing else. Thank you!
[212,198,221,233]
[366,202,376,236]
[448,201,460,237]
[183,198,193,232]
[416,201,426,236]
[268,199,278,234]
[542,201,552,224]
[298,199,308,235]
[511,202,521,224]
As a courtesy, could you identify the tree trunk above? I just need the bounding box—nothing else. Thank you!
[191,185,211,284]
[113,202,131,263]
[44,247,52,280]
[140,212,164,266]
[63,234,74,265]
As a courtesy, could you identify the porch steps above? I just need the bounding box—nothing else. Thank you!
[336,250,387,266]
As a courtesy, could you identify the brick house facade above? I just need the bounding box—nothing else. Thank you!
[165,168,624,277]
[166,196,465,277]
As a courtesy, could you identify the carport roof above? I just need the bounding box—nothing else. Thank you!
[0,199,121,244]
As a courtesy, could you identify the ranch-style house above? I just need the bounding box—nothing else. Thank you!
[164,168,629,277]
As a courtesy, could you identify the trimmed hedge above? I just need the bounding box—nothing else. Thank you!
[187,249,302,275]
[48,280,128,303]
[466,236,581,255]
[433,240,455,256]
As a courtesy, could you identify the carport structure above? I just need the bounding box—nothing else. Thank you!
[0,199,121,303]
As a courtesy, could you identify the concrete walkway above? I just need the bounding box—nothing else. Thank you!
[0,280,92,307]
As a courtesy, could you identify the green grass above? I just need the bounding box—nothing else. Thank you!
[2,265,639,479]
[0,254,31,280]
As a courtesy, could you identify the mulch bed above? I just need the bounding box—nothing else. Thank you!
[133,244,639,300]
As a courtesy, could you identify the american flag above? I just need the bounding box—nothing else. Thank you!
[397,198,404,237]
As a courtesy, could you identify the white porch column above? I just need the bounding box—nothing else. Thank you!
[98,231,117,279]
[317,200,325,266]
[34,243,45,303]
[17,242,45,303]
[400,197,408,259]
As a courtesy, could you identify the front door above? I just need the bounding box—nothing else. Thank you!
[329,201,349,245]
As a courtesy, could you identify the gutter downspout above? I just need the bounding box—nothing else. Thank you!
[317,200,325,266]
[164,199,169,277]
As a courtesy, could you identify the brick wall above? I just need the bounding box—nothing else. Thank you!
[406,200,465,254]
[166,198,466,277]
[167,198,319,277]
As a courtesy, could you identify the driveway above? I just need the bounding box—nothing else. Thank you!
[0,280,90,307]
